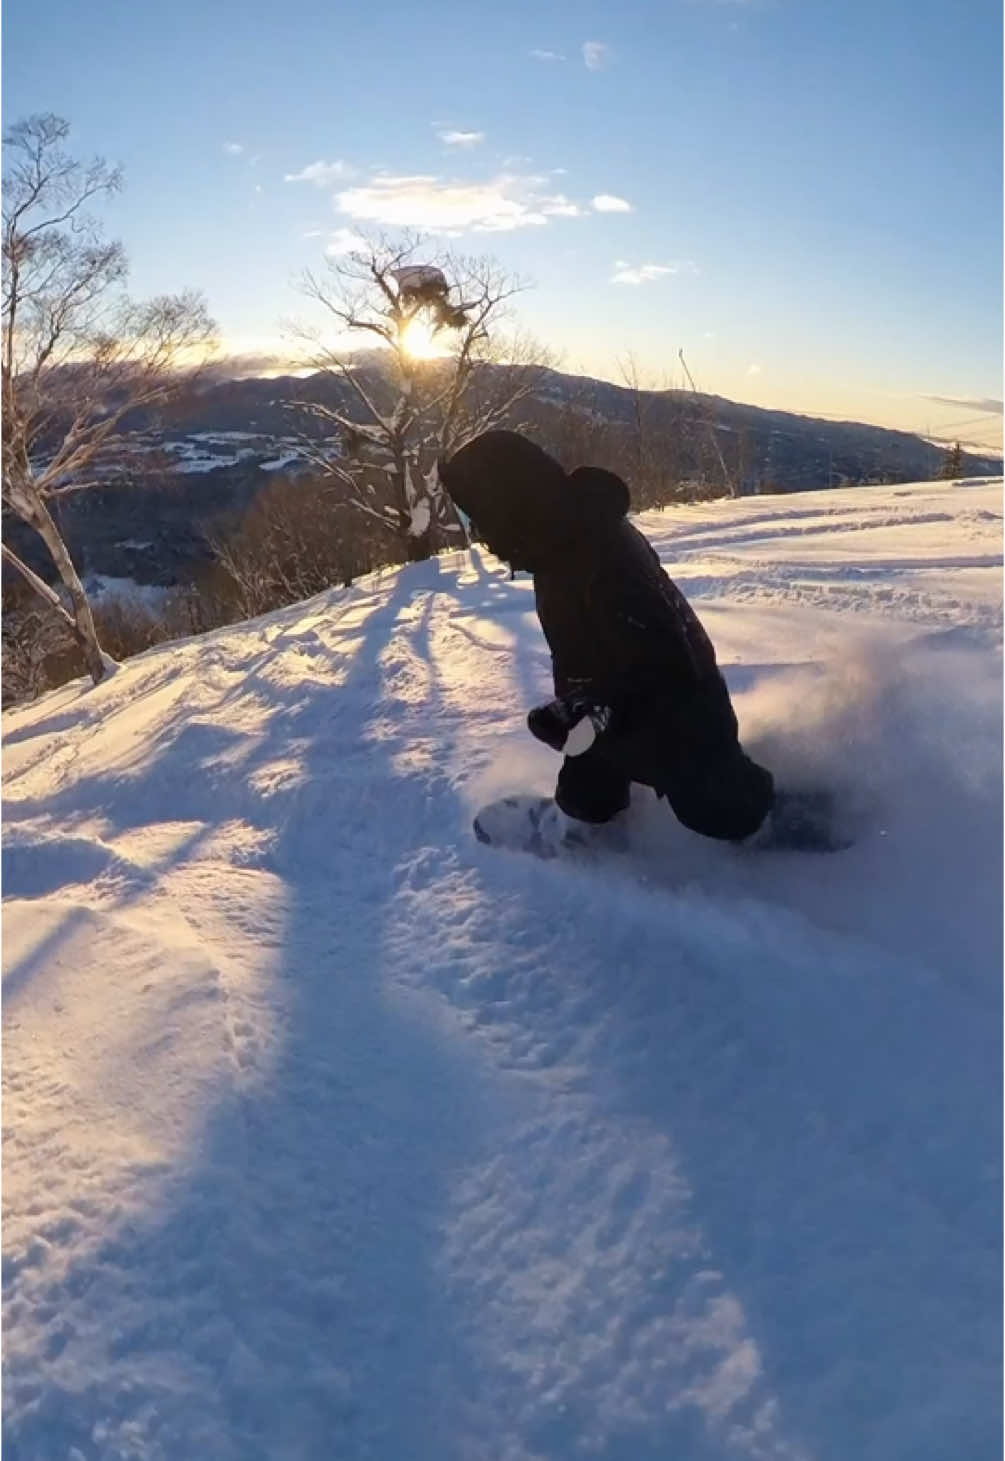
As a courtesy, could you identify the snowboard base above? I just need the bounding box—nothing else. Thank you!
[473,795,625,860]
[473,789,853,859]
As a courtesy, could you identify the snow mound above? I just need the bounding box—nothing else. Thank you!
[3,478,1001,1460]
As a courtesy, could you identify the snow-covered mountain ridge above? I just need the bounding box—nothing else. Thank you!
[3,476,1002,1460]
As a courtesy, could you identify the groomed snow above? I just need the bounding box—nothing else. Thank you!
[3,477,1002,1460]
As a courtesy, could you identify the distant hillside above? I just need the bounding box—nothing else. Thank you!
[515,366,1001,494]
[12,362,1001,589]
[150,362,1001,490]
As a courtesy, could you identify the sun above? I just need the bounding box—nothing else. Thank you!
[400,315,442,360]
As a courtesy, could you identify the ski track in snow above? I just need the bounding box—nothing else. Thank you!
[2,479,1002,1460]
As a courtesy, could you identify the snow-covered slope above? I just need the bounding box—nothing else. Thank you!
[3,478,1002,1461]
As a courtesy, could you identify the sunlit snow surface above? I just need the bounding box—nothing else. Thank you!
[3,478,1002,1460]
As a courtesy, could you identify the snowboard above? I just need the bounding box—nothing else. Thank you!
[473,788,853,859]
[473,795,626,861]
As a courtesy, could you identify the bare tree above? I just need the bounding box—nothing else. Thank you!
[206,471,386,619]
[617,353,696,509]
[677,348,737,497]
[542,374,618,477]
[1,570,74,705]
[2,113,215,683]
[293,235,551,561]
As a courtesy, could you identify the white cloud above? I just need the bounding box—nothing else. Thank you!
[542,198,584,217]
[223,141,244,155]
[921,394,1003,414]
[336,173,585,233]
[583,41,611,70]
[593,193,632,213]
[531,48,566,61]
[747,362,762,376]
[611,260,695,285]
[284,159,353,187]
[438,129,486,148]
[325,227,366,256]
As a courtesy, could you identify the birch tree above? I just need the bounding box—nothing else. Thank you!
[2,113,215,683]
[295,236,550,562]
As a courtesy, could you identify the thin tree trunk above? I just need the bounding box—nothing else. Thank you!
[1,542,77,628]
[11,491,108,683]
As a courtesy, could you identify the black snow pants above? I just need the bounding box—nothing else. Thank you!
[554,673,774,842]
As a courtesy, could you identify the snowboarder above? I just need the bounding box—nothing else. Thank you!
[439,430,836,853]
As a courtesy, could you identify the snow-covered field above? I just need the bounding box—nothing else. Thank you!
[117,430,313,476]
[3,477,1002,1461]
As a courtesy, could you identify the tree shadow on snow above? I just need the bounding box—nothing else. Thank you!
[3,563,512,1461]
[6,567,999,1461]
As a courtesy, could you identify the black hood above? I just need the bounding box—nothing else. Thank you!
[438,429,630,571]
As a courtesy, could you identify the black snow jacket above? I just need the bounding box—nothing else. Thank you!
[439,429,719,703]
[439,430,774,837]
[435,429,742,765]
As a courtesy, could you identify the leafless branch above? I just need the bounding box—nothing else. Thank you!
[2,113,218,682]
[287,235,543,559]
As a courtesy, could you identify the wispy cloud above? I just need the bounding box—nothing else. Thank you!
[611,259,695,285]
[284,159,353,187]
[542,199,585,217]
[202,350,305,382]
[438,130,485,148]
[583,41,611,70]
[336,173,584,233]
[223,141,244,156]
[746,362,762,376]
[324,227,367,257]
[531,48,566,61]
[593,194,632,213]
[921,394,1003,414]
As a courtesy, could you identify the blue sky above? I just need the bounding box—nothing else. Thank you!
[4,0,1002,446]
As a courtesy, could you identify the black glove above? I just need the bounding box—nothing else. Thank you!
[527,695,614,755]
